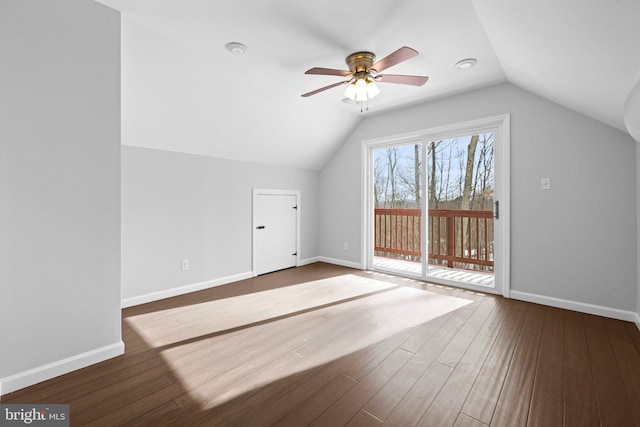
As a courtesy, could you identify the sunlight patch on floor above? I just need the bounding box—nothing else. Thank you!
[126,274,399,348]
[125,273,473,410]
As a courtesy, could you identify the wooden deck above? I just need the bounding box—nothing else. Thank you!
[373,256,495,287]
[2,262,640,426]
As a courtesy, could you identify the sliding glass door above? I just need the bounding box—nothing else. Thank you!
[365,116,509,294]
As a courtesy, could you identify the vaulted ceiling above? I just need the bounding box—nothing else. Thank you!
[96,0,640,170]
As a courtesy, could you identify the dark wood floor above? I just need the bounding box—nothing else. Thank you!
[3,263,640,426]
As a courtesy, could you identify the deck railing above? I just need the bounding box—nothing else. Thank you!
[374,208,494,271]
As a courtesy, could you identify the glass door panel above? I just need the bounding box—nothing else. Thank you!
[426,134,495,286]
[372,143,423,277]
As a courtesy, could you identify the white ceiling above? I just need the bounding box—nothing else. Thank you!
[96,0,640,170]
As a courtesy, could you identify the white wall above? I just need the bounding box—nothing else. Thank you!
[0,0,122,394]
[637,139,640,327]
[320,83,638,316]
[122,146,320,305]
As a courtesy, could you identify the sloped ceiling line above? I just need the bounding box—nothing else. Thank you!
[99,0,640,169]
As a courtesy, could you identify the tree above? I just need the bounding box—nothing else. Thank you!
[395,144,421,208]
[461,135,479,211]
[428,141,439,208]
[386,147,399,206]
[414,144,420,208]
[471,134,494,210]
[374,147,403,208]
[373,154,388,208]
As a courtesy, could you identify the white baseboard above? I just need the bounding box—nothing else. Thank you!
[510,290,638,323]
[317,256,363,270]
[298,257,321,266]
[635,312,640,331]
[121,271,253,308]
[0,341,124,397]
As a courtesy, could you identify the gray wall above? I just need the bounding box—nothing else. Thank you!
[320,83,638,313]
[0,0,121,387]
[122,146,320,301]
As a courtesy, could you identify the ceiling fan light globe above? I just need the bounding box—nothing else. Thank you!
[367,81,380,99]
[355,79,368,101]
[344,83,357,100]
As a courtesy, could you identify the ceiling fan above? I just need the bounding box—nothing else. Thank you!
[301,46,429,103]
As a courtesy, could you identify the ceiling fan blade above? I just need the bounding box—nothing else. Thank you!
[374,74,429,86]
[370,46,419,73]
[301,80,349,97]
[305,67,352,77]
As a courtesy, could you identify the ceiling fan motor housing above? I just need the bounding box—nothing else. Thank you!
[346,52,376,74]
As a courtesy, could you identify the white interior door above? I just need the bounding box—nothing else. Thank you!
[254,192,298,276]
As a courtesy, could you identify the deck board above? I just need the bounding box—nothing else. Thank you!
[373,256,495,288]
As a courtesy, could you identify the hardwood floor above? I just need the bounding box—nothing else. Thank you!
[2,263,640,426]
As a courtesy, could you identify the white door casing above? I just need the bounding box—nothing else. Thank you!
[252,189,300,276]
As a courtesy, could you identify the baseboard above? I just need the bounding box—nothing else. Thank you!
[510,290,638,323]
[121,272,253,308]
[635,312,640,331]
[0,341,124,397]
[317,256,363,270]
[298,256,321,266]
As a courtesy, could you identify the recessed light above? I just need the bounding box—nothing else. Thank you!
[225,42,247,55]
[455,58,477,69]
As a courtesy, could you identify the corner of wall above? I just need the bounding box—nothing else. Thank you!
[318,256,363,270]
[509,290,638,324]
[636,136,640,331]
[0,341,124,397]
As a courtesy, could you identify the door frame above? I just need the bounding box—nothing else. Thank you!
[361,114,510,297]
[252,188,301,277]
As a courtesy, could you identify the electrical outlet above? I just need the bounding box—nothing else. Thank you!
[181,259,189,271]
[343,242,349,250]
[541,177,551,190]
